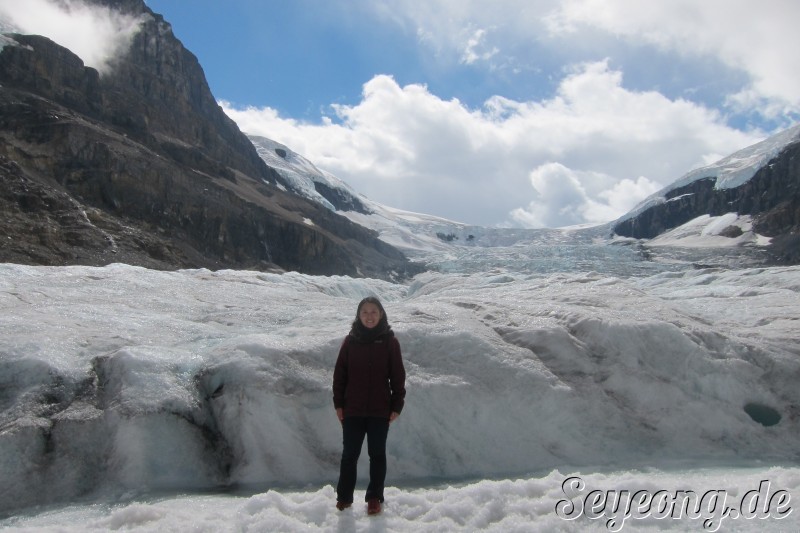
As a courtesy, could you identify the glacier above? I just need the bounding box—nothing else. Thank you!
[1,251,799,530]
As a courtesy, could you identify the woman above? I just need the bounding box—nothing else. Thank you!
[332,296,406,515]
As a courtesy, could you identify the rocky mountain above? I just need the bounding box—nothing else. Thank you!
[613,125,800,263]
[0,0,420,280]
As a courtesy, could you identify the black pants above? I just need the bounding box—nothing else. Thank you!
[336,416,390,503]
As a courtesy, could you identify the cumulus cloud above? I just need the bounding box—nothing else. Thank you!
[509,163,661,228]
[510,163,596,228]
[0,0,145,73]
[223,60,761,228]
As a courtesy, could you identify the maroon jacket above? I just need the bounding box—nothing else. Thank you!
[332,333,406,419]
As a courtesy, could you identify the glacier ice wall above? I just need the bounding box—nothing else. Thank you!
[1,264,799,514]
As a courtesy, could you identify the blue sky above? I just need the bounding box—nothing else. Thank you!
[2,0,798,227]
[146,1,433,119]
[146,0,756,127]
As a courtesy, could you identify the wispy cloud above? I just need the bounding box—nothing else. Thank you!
[460,27,499,65]
[545,0,800,120]
[367,0,556,71]
[222,61,761,228]
[361,0,799,124]
[0,0,145,73]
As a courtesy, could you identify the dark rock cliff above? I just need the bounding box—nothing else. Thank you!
[0,0,421,280]
[613,140,800,263]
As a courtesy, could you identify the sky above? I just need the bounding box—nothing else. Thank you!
[1,0,799,228]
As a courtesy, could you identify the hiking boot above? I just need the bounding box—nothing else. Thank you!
[336,501,352,511]
[367,498,381,515]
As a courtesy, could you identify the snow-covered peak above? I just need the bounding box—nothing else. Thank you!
[619,123,800,223]
[677,123,800,190]
[249,135,360,212]
[248,135,480,251]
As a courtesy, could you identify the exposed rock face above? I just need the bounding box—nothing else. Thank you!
[0,0,421,280]
[613,141,800,263]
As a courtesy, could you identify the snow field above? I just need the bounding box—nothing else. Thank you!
[2,467,799,531]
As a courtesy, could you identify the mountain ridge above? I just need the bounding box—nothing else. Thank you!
[0,0,421,280]
[613,125,800,262]
[247,121,800,261]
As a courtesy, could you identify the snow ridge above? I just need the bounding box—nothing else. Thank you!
[618,123,800,223]
[249,135,360,212]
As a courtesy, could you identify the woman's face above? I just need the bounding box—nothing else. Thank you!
[359,303,382,329]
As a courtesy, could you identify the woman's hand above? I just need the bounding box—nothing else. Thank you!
[336,408,344,424]
[389,412,400,424]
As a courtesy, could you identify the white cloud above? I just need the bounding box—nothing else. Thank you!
[361,0,799,123]
[546,0,800,117]
[363,0,557,70]
[217,1,792,227]
[598,176,662,214]
[460,27,499,65]
[0,0,145,73]
[223,60,762,228]
[510,163,595,228]
[510,164,662,228]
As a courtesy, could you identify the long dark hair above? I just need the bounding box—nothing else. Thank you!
[349,296,392,341]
